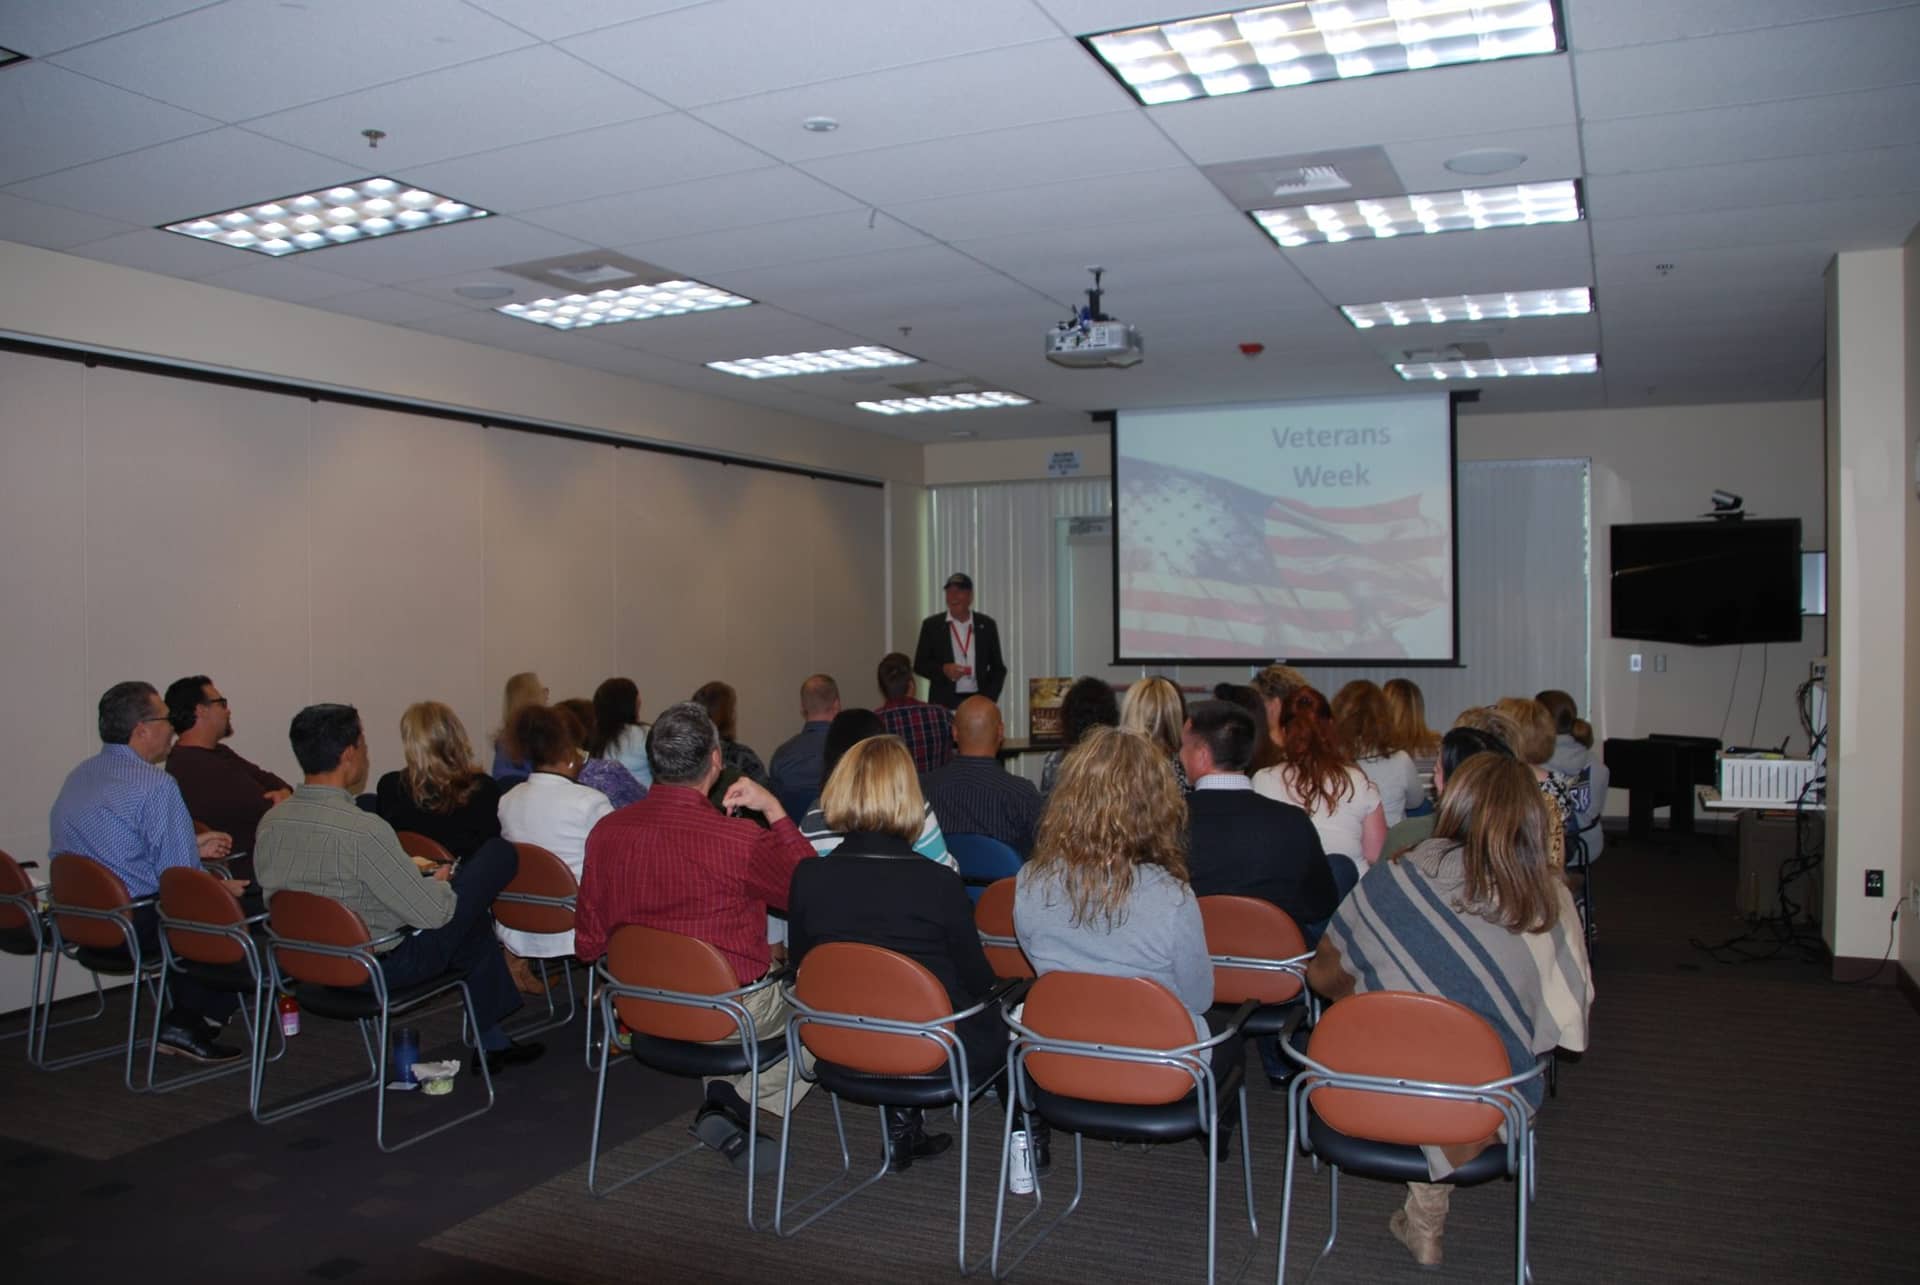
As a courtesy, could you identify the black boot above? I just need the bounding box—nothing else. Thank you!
[886,1107,953,1173]
[1024,1115,1052,1175]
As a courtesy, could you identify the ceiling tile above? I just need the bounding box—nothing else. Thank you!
[5,127,354,226]
[1573,7,1920,120]
[615,209,932,277]
[0,1,218,56]
[1028,1,1192,35]
[1152,55,1576,166]
[890,164,1229,242]
[300,214,599,285]
[0,192,135,251]
[590,304,884,360]
[1591,194,1920,256]
[1381,126,1584,193]
[48,0,537,119]
[56,226,244,279]
[1582,84,1920,176]
[307,286,471,326]
[241,45,671,171]
[687,39,1136,161]
[195,259,369,304]
[401,113,776,214]
[0,61,218,186]
[462,0,712,43]
[957,207,1273,279]
[795,110,1186,207]
[723,244,1054,323]
[1586,145,1920,220]
[1566,0,1899,51]
[560,0,1061,108]
[520,167,862,247]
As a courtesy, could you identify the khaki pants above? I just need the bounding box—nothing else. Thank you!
[709,980,814,1118]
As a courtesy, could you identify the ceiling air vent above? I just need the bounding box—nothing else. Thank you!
[1270,165,1351,197]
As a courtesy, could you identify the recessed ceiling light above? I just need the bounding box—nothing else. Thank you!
[1343,287,1592,328]
[802,116,840,132]
[160,177,488,257]
[1084,2,1564,105]
[1395,353,1598,380]
[707,346,919,379]
[496,280,753,331]
[453,283,517,301]
[856,392,1032,415]
[0,46,27,68]
[1443,147,1529,176]
[1253,179,1581,247]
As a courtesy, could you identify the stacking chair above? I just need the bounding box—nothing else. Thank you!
[34,855,167,1089]
[775,942,1019,1274]
[148,866,281,1097]
[2,850,107,1056]
[948,834,1022,903]
[258,890,494,1152]
[1276,991,1544,1285]
[993,973,1258,1285]
[1198,896,1317,1036]
[493,843,580,1039]
[973,878,1032,980]
[586,925,789,1225]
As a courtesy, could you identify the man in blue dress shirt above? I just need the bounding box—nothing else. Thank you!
[48,681,246,1063]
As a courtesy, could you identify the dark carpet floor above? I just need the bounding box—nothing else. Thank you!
[4,830,1916,1283]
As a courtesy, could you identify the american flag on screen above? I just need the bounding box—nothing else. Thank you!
[1118,460,1449,658]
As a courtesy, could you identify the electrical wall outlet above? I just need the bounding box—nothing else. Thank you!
[1654,653,1667,673]
[1629,653,1643,673]
[1865,869,1884,897]
[1909,882,1920,917]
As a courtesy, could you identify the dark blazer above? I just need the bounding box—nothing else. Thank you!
[1185,787,1339,932]
[913,611,1008,709]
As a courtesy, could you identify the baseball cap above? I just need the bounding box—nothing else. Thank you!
[943,572,973,590]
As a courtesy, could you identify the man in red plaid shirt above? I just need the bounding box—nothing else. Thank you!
[875,651,954,774]
[576,700,815,1170]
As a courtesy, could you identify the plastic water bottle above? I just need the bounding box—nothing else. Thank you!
[1008,1128,1034,1194]
[393,1026,420,1084]
[277,994,300,1037]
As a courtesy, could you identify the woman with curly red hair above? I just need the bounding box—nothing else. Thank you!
[1252,685,1385,896]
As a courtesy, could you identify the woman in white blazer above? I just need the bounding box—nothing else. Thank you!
[495,703,613,988]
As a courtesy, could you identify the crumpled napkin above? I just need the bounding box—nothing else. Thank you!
[387,1058,462,1092]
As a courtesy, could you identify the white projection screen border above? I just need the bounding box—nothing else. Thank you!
[1107,393,1462,667]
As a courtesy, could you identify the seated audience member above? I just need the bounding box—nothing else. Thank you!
[798,709,953,868]
[491,671,546,782]
[788,735,994,1170]
[1038,676,1119,794]
[593,677,653,789]
[574,702,815,1167]
[556,698,643,810]
[921,697,1043,856]
[1495,696,1576,868]
[255,704,542,1073]
[50,681,241,1062]
[1536,689,1590,781]
[767,674,841,819]
[163,675,291,874]
[1308,754,1592,1268]
[1381,726,1515,855]
[497,705,615,992]
[374,701,503,859]
[1014,726,1243,1158]
[1213,682,1277,774]
[876,651,954,774]
[1252,687,1386,897]
[1179,700,1337,938]
[1250,664,1309,771]
[691,680,769,786]
[1383,677,1443,791]
[1121,675,1191,793]
[1333,680,1425,826]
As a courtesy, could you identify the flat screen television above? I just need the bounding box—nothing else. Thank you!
[1610,519,1803,645]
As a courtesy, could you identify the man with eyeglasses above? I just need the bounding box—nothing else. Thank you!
[164,675,292,875]
[47,681,245,1062]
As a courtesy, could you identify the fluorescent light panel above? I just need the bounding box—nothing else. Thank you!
[857,393,1032,416]
[708,346,920,379]
[1344,287,1591,328]
[497,281,753,330]
[1395,353,1597,380]
[162,178,487,257]
[1254,179,1579,246]
[1086,0,1562,104]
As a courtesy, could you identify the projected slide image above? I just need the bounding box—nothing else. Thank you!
[1115,396,1455,664]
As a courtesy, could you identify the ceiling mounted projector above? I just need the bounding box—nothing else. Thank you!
[1047,267,1144,369]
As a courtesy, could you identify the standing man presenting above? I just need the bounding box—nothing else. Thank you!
[913,573,1008,711]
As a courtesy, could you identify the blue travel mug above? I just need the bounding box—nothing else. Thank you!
[393,1026,420,1084]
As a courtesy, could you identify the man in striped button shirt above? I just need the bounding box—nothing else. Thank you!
[48,681,244,1063]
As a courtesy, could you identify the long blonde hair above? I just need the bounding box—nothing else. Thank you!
[1028,726,1188,928]
[1421,754,1559,933]
[1120,676,1186,757]
[496,671,545,753]
[400,702,484,813]
[1382,677,1441,755]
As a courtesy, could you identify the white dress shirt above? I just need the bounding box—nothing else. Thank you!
[946,611,979,694]
[496,771,613,958]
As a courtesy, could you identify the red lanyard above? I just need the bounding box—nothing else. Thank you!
[949,619,972,658]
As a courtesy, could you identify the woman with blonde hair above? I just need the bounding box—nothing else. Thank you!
[787,735,994,1171]
[1382,677,1443,781]
[1494,696,1577,867]
[1253,686,1385,894]
[1308,753,1591,1268]
[491,670,547,781]
[1121,675,1191,792]
[1332,680,1425,827]
[375,701,502,858]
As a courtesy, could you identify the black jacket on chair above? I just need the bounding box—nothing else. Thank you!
[912,611,1008,709]
[1185,788,1340,931]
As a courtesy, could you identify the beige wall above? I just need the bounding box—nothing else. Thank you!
[0,240,923,486]
[1823,248,1910,966]
[1905,223,1920,989]
[923,431,1111,486]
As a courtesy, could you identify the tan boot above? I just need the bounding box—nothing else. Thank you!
[1389,1181,1450,1268]
[504,950,547,996]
